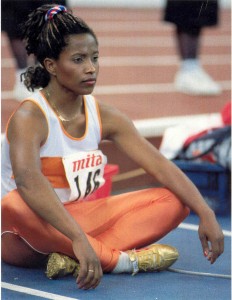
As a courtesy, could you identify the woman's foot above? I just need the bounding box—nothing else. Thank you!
[46,244,178,279]
[126,244,179,275]
[46,253,80,279]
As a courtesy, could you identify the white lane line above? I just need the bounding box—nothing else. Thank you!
[98,35,231,47]
[90,21,230,33]
[2,81,230,100]
[179,223,231,237]
[1,34,230,48]
[2,54,231,68]
[91,21,170,32]
[1,282,79,300]
[1,91,14,99]
[1,58,15,68]
[99,54,231,66]
[93,81,231,95]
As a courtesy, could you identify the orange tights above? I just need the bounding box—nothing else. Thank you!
[1,188,189,272]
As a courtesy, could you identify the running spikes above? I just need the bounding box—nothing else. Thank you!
[127,244,179,275]
[46,253,80,279]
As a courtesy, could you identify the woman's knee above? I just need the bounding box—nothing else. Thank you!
[159,188,190,218]
[2,202,21,235]
[1,192,34,233]
[1,232,47,267]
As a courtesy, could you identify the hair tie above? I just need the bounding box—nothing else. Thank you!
[45,5,67,21]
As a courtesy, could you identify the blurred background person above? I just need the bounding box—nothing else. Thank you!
[164,0,221,96]
[1,0,67,101]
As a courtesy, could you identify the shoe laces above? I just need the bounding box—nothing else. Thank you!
[129,248,162,275]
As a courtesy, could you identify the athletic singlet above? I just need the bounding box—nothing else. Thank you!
[1,91,107,203]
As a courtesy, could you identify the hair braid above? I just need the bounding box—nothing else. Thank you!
[20,4,98,91]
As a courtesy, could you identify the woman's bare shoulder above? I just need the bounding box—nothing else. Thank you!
[8,100,48,144]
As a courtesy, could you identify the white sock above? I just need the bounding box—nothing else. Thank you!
[180,59,200,72]
[111,252,133,274]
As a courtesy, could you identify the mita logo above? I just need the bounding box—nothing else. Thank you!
[72,153,103,172]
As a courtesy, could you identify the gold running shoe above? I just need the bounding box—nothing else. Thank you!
[127,244,179,275]
[46,253,80,279]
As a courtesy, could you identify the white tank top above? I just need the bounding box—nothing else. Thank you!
[1,91,107,202]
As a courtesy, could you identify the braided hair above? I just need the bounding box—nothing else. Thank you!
[20,4,98,91]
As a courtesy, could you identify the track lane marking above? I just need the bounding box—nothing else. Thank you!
[1,282,79,300]
[179,223,231,237]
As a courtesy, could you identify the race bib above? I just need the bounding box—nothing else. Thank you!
[62,150,107,201]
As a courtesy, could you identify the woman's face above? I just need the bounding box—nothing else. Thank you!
[53,33,99,95]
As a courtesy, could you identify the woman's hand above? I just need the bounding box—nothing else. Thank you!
[72,237,103,290]
[99,102,225,265]
[8,102,103,290]
[198,210,224,264]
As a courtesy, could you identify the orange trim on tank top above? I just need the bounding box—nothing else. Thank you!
[40,92,89,141]
[93,97,103,140]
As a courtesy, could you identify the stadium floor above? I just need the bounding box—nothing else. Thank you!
[2,213,231,300]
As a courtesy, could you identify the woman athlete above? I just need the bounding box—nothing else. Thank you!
[1,4,224,291]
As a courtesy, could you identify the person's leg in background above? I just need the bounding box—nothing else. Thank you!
[174,26,221,95]
[164,0,221,96]
[1,0,33,101]
[1,0,67,101]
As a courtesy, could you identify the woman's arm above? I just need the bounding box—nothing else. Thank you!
[8,102,102,289]
[99,102,224,264]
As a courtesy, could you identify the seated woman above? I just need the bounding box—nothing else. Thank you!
[1,4,224,291]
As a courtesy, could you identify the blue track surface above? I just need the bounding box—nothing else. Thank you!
[2,214,231,300]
